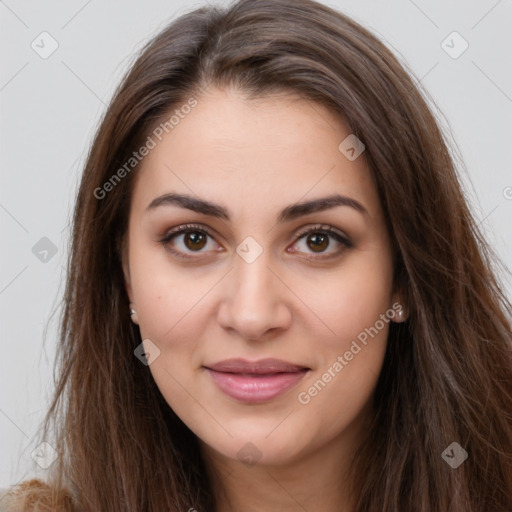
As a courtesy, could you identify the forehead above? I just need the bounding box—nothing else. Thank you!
[130,87,380,222]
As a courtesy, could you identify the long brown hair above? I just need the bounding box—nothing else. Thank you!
[5,0,512,510]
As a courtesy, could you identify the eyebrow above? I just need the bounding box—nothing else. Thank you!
[145,192,368,223]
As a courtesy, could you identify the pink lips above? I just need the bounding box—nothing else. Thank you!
[203,358,309,403]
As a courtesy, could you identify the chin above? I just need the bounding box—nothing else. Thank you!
[199,424,314,468]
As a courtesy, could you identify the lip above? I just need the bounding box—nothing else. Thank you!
[203,358,309,403]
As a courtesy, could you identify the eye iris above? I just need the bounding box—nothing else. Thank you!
[184,231,207,251]
[307,232,329,252]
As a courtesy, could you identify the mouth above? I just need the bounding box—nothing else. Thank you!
[203,358,310,403]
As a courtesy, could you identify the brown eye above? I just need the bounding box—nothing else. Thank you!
[306,232,330,252]
[183,231,207,251]
[160,224,219,260]
[290,224,353,261]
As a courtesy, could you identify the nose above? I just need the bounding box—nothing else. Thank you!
[216,249,292,342]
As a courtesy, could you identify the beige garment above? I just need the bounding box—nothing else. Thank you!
[0,488,12,511]
[0,487,23,511]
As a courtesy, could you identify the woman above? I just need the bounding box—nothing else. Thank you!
[2,0,511,510]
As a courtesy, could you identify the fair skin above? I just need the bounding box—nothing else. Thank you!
[122,86,406,512]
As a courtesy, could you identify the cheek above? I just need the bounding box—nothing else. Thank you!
[130,257,211,420]
[128,239,214,342]
[292,250,394,350]
[291,251,393,415]
[128,251,221,419]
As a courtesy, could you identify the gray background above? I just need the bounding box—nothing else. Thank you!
[1,0,511,488]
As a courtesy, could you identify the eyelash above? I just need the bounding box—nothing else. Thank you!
[159,223,353,262]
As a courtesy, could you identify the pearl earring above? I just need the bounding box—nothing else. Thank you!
[130,307,136,316]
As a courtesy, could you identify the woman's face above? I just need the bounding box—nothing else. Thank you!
[122,86,402,467]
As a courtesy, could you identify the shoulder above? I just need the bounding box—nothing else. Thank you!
[0,479,76,512]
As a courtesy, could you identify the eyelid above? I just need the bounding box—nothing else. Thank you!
[162,223,216,240]
[294,223,351,244]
